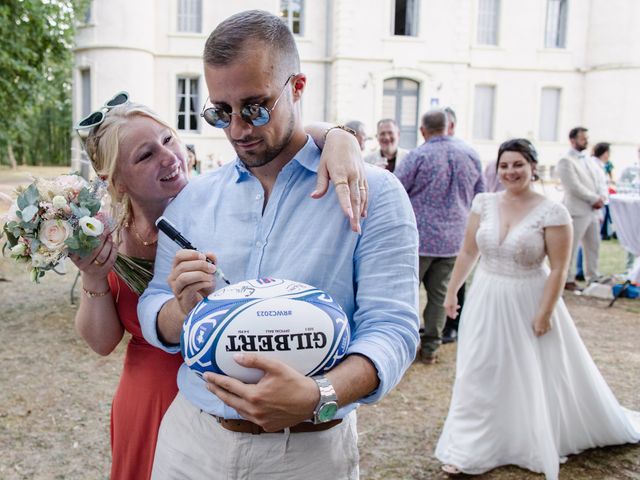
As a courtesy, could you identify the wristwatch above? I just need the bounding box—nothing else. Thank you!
[311,375,339,424]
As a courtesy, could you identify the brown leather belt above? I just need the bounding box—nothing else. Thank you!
[212,415,342,435]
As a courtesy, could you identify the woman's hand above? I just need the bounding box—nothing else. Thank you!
[444,290,460,319]
[313,128,368,233]
[69,234,118,283]
[532,313,552,337]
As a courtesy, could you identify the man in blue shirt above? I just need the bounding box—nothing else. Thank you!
[138,10,419,479]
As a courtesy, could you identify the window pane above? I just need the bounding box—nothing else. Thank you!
[383,78,398,90]
[80,69,91,117]
[393,0,419,36]
[473,85,495,140]
[280,0,304,36]
[477,0,500,45]
[382,77,419,149]
[545,0,567,48]
[382,96,396,119]
[539,87,561,141]
[400,96,417,127]
[177,0,202,33]
[177,76,199,132]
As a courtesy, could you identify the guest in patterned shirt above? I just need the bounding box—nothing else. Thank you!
[395,108,485,364]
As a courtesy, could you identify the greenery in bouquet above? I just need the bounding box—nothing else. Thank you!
[1,174,110,282]
[1,174,155,295]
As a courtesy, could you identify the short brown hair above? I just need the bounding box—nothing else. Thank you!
[203,10,299,80]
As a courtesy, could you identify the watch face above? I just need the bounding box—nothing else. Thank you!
[318,401,338,422]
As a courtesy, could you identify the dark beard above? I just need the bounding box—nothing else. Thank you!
[236,114,296,169]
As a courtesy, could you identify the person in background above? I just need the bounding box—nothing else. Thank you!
[437,138,640,478]
[345,120,368,152]
[556,127,605,291]
[186,144,201,176]
[71,95,369,479]
[591,142,613,239]
[441,106,467,344]
[444,106,457,136]
[364,118,408,172]
[395,108,484,364]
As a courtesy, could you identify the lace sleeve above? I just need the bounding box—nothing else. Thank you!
[543,202,572,227]
[471,193,485,215]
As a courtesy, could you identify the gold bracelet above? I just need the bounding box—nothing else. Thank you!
[324,125,357,142]
[82,286,111,298]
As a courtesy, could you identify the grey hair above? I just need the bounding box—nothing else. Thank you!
[421,109,447,134]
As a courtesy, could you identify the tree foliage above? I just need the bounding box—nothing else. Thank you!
[0,0,89,166]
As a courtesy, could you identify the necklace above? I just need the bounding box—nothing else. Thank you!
[125,217,158,247]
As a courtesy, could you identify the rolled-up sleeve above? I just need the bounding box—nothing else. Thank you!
[347,173,420,403]
[138,205,182,353]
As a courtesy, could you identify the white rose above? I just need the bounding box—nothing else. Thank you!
[57,175,88,193]
[79,216,104,237]
[52,195,67,209]
[10,243,27,256]
[39,219,73,250]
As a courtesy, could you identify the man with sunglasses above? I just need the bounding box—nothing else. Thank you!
[138,9,419,480]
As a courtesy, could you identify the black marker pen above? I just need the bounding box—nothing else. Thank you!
[155,216,230,285]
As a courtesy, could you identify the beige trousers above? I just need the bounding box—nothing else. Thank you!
[151,393,359,480]
[567,214,601,283]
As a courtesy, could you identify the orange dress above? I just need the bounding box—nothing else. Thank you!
[107,272,183,480]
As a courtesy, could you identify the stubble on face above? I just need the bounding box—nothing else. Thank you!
[574,133,589,152]
[234,109,296,169]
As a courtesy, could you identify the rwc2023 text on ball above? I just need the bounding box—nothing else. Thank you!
[181,278,350,383]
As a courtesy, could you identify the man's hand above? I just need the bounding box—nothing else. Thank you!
[592,198,605,209]
[203,353,320,432]
[167,249,217,316]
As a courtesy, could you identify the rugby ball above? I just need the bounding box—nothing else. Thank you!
[181,278,350,383]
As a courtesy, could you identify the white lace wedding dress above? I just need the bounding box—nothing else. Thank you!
[435,193,640,479]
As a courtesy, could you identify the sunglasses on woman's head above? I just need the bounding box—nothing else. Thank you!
[200,74,296,129]
[75,91,130,138]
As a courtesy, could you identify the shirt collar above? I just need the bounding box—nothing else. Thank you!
[232,135,319,183]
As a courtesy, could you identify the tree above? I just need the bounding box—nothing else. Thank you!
[0,0,88,167]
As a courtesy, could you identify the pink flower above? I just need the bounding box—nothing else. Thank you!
[38,219,72,250]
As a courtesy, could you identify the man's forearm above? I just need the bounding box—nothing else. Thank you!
[326,354,379,407]
[157,298,186,345]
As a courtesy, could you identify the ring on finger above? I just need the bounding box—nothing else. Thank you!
[334,180,348,187]
[93,259,104,266]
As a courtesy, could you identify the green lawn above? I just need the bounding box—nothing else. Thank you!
[599,238,632,277]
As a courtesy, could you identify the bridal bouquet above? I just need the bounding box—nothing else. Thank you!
[1,174,111,282]
[2,174,154,294]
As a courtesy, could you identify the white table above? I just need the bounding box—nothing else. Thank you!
[609,193,640,283]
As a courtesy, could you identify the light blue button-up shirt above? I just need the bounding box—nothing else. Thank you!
[138,136,419,419]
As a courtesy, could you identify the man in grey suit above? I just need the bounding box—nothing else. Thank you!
[557,127,606,291]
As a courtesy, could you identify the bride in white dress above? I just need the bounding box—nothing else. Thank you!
[436,139,640,479]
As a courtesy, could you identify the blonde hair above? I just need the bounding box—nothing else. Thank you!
[83,103,181,227]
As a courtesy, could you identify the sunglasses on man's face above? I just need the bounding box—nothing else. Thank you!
[75,91,129,138]
[200,74,296,129]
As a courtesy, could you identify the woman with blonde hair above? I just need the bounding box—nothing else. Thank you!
[71,92,366,480]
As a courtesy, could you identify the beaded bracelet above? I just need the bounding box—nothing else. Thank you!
[82,286,111,298]
[324,124,357,142]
